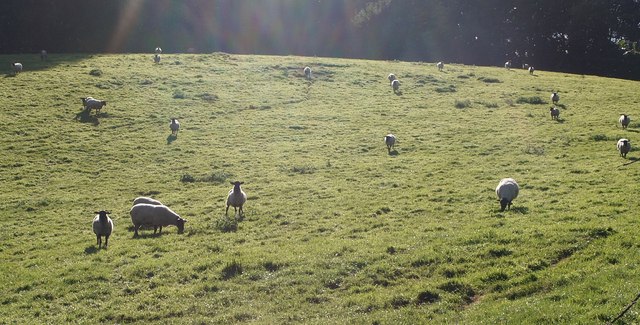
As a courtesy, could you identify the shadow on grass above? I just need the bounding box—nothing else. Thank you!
[167,134,178,144]
[557,103,567,109]
[394,90,403,96]
[510,206,529,214]
[625,129,639,133]
[74,109,100,125]
[554,118,566,124]
[389,150,399,156]
[621,157,639,166]
[84,246,98,254]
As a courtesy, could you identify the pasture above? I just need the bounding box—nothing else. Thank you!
[0,53,639,324]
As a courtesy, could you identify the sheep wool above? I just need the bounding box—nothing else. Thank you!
[391,79,400,92]
[130,203,186,236]
[170,118,180,135]
[619,114,630,129]
[550,107,560,120]
[551,92,560,104]
[528,66,535,75]
[384,134,396,153]
[504,61,511,69]
[303,66,311,79]
[226,181,247,216]
[437,62,444,71]
[133,197,163,206]
[154,54,161,63]
[495,178,519,212]
[85,98,107,114]
[92,210,113,249]
[12,62,23,74]
[617,139,631,158]
[387,73,397,82]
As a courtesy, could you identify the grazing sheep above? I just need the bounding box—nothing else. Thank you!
[12,62,23,74]
[528,66,535,75]
[384,134,396,153]
[226,181,247,217]
[504,60,511,69]
[303,66,311,79]
[619,114,630,129]
[130,203,186,236]
[132,197,163,206]
[40,50,47,61]
[391,79,400,93]
[495,178,519,212]
[387,73,397,82]
[550,107,560,120]
[617,139,631,158]
[92,210,113,249]
[154,54,161,63]
[155,47,162,54]
[437,61,444,71]
[551,92,560,104]
[170,118,180,135]
[85,98,107,114]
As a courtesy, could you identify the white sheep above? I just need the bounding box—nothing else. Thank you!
[550,107,560,120]
[92,210,113,249]
[391,79,400,93]
[522,63,529,69]
[551,92,560,104]
[384,134,396,153]
[85,98,107,114]
[170,118,180,135]
[528,66,535,75]
[154,54,161,63]
[437,61,444,71]
[504,60,511,69]
[155,47,162,54]
[619,114,630,129]
[80,96,94,110]
[617,139,631,158]
[303,66,311,79]
[40,50,47,61]
[12,62,23,75]
[495,178,519,212]
[132,197,163,206]
[130,203,186,236]
[387,73,397,82]
[226,181,247,216]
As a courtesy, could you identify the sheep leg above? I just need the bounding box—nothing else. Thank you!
[153,226,158,234]
[158,226,163,234]
[225,205,230,216]
[239,206,244,216]
[134,225,140,237]
[104,235,109,248]
[96,235,101,248]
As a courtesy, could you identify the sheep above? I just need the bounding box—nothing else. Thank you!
[40,50,47,61]
[303,66,311,79]
[437,61,444,71]
[12,62,23,74]
[619,114,630,129]
[391,79,400,93]
[528,66,535,75]
[504,60,511,69]
[387,73,397,82]
[155,47,162,54]
[550,107,560,120]
[132,197,163,206]
[495,178,519,212]
[130,203,186,236]
[154,54,161,63]
[551,92,560,104]
[617,139,631,158]
[80,96,95,110]
[85,98,107,114]
[170,118,180,135]
[92,210,113,249]
[522,63,530,69]
[226,181,247,217]
[384,134,396,153]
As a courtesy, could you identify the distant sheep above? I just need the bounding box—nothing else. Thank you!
[522,63,529,69]
[303,66,311,79]
[504,61,512,69]
[387,73,397,82]
[154,54,161,63]
[133,197,163,206]
[226,181,247,217]
[155,47,162,54]
[40,50,47,61]
[495,178,519,212]
[81,97,94,110]
[619,114,630,129]
[85,98,107,114]
[130,203,186,236]
[528,66,535,75]
[617,139,631,158]
[437,62,444,71]
[170,118,180,135]
[384,134,396,153]
[92,210,113,249]
[551,92,560,104]
[391,79,400,93]
[550,107,560,120]
[12,62,23,74]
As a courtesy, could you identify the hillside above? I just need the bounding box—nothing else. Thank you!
[0,53,639,324]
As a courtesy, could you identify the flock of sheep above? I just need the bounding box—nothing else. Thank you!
[7,50,634,248]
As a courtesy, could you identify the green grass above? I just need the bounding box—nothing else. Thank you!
[1,53,639,324]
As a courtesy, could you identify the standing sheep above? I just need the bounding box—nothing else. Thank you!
[528,66,535,75]
[619,114,630,129]
[495,178,519,212]
[154,54,161,63]
[504,60,512,69]
[86,98,107,114]
[617,139,631,158]
[387,73,397,82]
[40,50,48,61]
[155,47,162,54]
[12,62,23,75]
[303,66,311,79]
[92,210,113,249]
[170,118,180,135]
[523,63,530,69]
[550,107,560,120]
[391,79,400,93]
[551,92,560,105]
[81,96,95,110]
[384,134,396,153]
[437,62,444,71]
[226,181,247,217]
[132,197,163,206]
[130,203,186,236]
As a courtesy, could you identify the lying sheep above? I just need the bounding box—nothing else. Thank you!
[495,178,519,212]
[550,107,560,120]
[170,118,180,135]
[85,98,107,114]
[92,210,113,249]
[528,66,535,75]
[154,54,161,63]
[226,181,247,217]
[387,73,397,82]
[40,50,47,61]
[12,62,23,75]
[504,60,511,69]
[551,92,560,104]
[132,197,163,206]
[619,114,630,129]
[155,47,162,54]
[384,134,396,153]
[617,139,631,158]
[437,62,444,71]
[130,203,186,236]
[303,66,311,79]
[391,79,400,93]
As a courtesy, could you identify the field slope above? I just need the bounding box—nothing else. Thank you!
[1,53,639,324]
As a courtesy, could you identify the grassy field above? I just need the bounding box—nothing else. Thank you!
[1,52,639,324]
